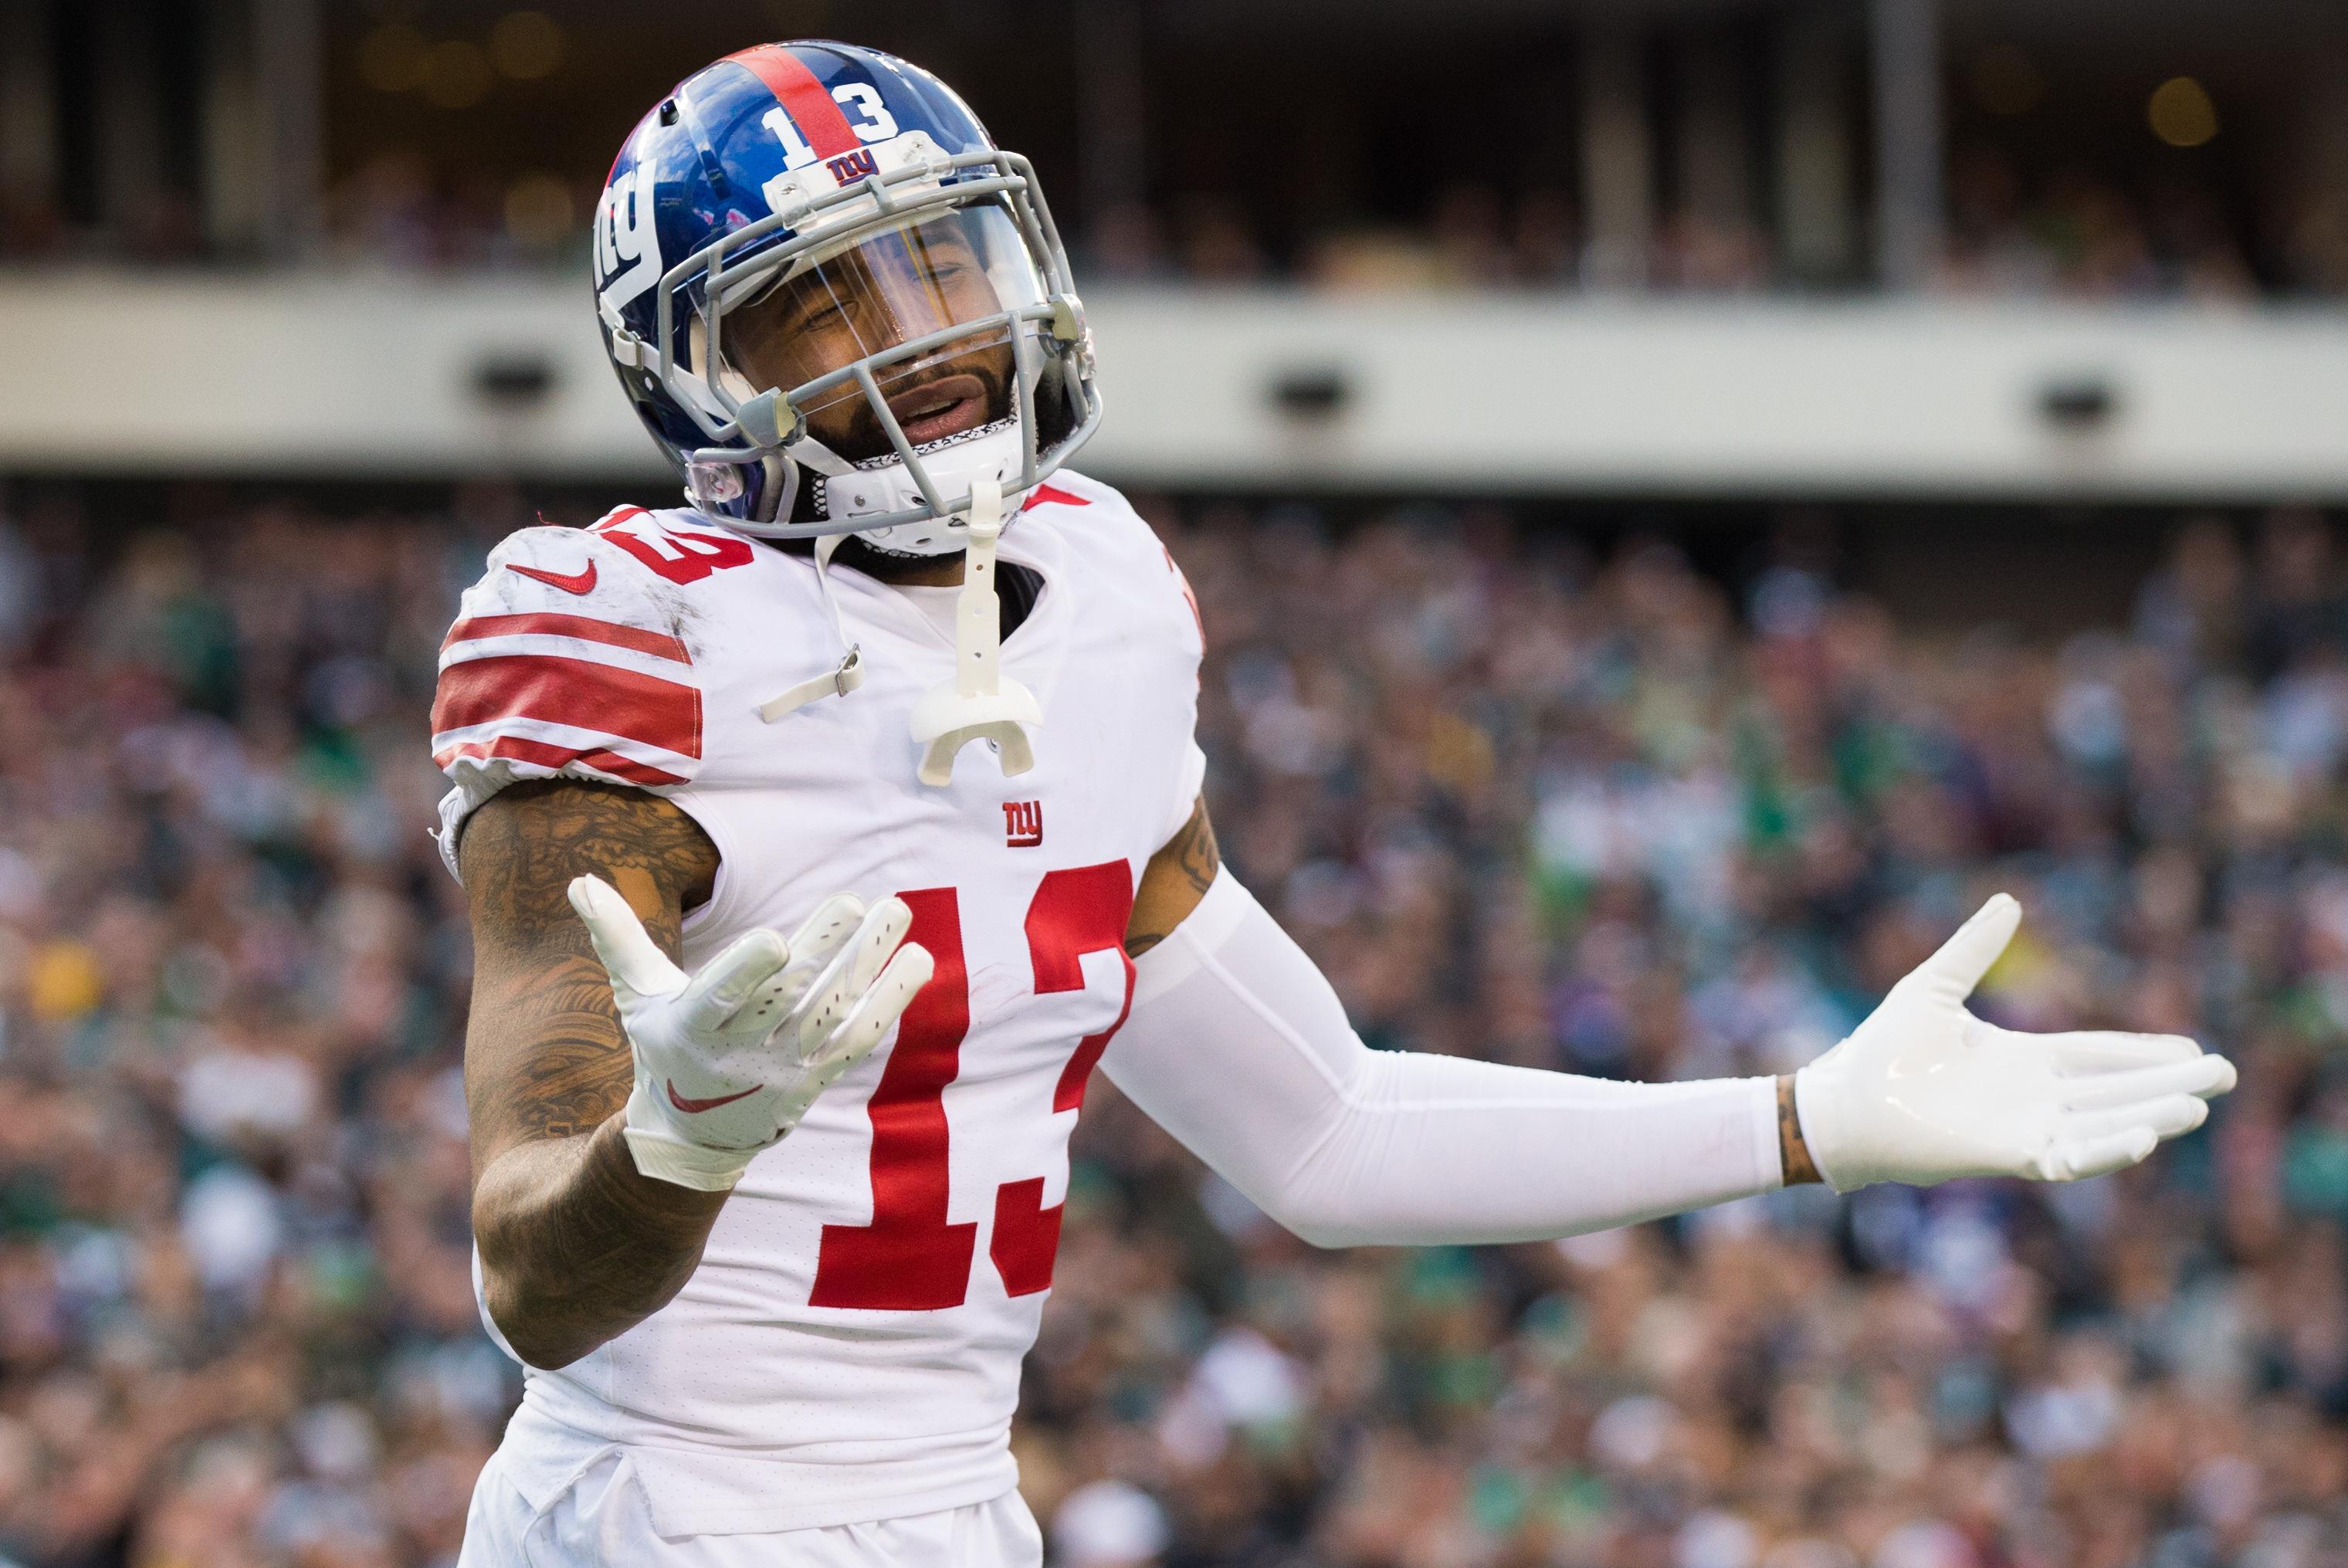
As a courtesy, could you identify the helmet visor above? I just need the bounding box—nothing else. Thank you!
[719,202,1045,465]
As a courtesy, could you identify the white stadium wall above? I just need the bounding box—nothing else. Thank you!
[7,273,2348,500]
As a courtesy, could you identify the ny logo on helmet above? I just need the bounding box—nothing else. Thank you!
[595,162,659,310]
[825,147,878,185]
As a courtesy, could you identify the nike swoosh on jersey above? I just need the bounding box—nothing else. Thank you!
[507,560,599,595]
[666,1080,761,1114]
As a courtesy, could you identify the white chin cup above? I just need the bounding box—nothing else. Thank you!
[819,424,1028,556]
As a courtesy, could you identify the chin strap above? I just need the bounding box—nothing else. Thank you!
[756,532,865,723]
[907,478,1042,786]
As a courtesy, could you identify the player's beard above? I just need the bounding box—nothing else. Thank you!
[817,345,1015,467]
[773,342,1076,549]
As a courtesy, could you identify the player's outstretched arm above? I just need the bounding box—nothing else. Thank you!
[462,781,930,1369]
[1104,802,2235,1247]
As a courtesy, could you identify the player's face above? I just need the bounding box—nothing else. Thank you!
[727,209,1023,465]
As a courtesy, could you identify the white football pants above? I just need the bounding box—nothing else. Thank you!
[458,1446,1044,1567]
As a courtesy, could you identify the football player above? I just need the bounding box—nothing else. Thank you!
[439,41,2236,1566]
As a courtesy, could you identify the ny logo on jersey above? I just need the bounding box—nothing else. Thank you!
[1002,800,1044,848]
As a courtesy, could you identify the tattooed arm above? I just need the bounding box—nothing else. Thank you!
[1125,796,1219,959]
[1777,1074,1821,1184]
[460,779,727,1370]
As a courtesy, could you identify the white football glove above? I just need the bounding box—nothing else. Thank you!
[1794,893,2236,1193]
[568,875,934,1192]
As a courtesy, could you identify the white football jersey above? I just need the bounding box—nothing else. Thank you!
[433,472,1204,1536]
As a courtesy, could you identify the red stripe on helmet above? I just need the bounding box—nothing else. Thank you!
[727,44,861,159]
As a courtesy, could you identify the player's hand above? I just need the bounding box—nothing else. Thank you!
[568,875,933,1192]
[1793,894,2235,1193]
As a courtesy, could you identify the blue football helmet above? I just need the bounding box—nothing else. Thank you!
[591,40,1101,556]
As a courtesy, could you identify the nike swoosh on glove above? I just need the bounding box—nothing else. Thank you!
[568,875,934,1192]
[1793,893,2236,1193]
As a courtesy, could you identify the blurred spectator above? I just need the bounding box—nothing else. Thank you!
[1167,196,1270,283]
[2282,185,2348,296]
[1086,202,1174,282]
[1429,187,1513,288]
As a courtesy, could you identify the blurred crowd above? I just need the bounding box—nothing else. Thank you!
[1080,154,2322,300]
[1936,151,2265,302]
[8,144,2348,300]
[0,483,2334,1568]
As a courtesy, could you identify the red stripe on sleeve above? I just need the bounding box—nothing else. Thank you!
[574,747,685,785]
[431,655,702,760]
[1020,484,1093,512]
[433,735,689,787]
[589,505,651,533]
[442,612,690,664]
[727,45,860,158]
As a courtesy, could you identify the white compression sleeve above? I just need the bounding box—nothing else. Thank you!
[1100,872,1784,1248]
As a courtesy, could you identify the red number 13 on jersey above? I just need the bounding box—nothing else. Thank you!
[808,862,1135,1310]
